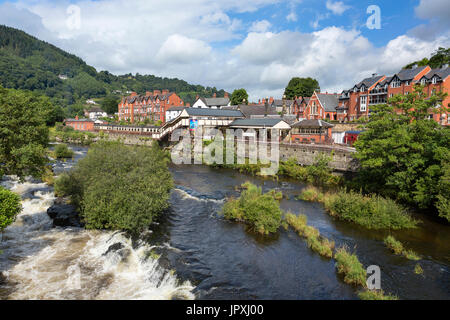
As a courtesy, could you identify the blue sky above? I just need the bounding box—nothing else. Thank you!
[0,0,448,100]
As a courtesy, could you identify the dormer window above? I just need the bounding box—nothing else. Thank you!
[361,85,366,92]
[391,79,401,88]
[432,77,437,84]
[421,78,426,85]
[405,81,410,86]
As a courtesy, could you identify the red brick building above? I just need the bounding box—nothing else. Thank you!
[302,92,339,121]
[118,90,184,124]
[337,65,449,125]
[65,116,95,131]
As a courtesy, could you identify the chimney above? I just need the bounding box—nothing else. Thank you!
[75,115,79,120]
[162,89,169,95]
[130,92,137,97]
[153,90,161,96]
[213,93,217,98]
[146,91,152,96]
[186,102,191,107]
[195,94,199,100]
[224,92,229,98]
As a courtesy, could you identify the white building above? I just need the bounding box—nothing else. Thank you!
[192,94,231,109]
[165,106,185,122]
[85,107,108,120]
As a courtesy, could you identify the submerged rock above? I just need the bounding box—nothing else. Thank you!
[47,203,83,228]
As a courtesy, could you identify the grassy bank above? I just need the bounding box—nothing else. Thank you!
[334,247,367,287]
[358,290,398,300]
[384,236,420,260]
[298,188,417,230]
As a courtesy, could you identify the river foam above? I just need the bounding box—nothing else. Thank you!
[0,177,195,300]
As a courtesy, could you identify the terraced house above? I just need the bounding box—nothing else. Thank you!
[337,64,450,125]
[118,90,185,124]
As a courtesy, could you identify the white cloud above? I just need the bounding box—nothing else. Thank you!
[325,0,350,15]
[0,0,448,101]
[156,34,212,64]
[248,20,272,33]
[286,11,297,22]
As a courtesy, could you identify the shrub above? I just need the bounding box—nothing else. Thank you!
[384,235,404,255]
[323,190,417,230]
[334,247,366,287]
[384,235,421,260]
[0,187,22,232]
[54,144,74,159]
[297,186,324,202]
[414,264,423,275]
[358,290,398,300]
[54,141,173,233]
[222,182,283,235]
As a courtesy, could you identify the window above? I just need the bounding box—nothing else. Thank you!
[360,96,367,112]
[405,81,410,86]
[421,78,426,85]
[361,85,366,92]
[432,77,437,84]
[391,79,401,88]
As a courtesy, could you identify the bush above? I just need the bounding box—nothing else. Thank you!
[414,264,423,275]
[53,141,173,233]
[54,144,74,158]
[334,247,366,287]
[358,290,398,300]
[384,235,421,260]
[323,190,417,230]
[222,182,283,235]
[0,187,22,232]
[297,186,324,202]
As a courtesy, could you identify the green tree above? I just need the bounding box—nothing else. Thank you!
[54,141,173,233]
[284,77,320,99]
[101,94,120,115]
[353,85,450,221]
[231,88,249,105]
[0,86,49,179]
[0,186,21,237]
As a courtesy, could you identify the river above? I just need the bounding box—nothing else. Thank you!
[0,145,449,300]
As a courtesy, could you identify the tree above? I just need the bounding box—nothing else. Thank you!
[0,86,49,179]
[101,94,120,115]
[284,77,320,99]
[0,186,21,237]
[353,85,450,221]
[54,141,173,233]
[231,88,249,105]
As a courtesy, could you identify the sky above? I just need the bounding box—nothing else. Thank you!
[0,0,449,101]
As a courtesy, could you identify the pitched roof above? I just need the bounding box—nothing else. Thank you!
[291,119,333,128]
[316,93,339,112]
[355,75,384,89]
[183,108,243,118]
[237,104,278,118]
[229,118,289,128]
[167,106,185,112]
[422,66,450,81]
[396,66,428,81]
[200,97,230,106]
[272,99,294,107]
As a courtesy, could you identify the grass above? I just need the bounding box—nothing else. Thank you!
[285,213,334,258]
[334,247,367,287]
[222,182,283,235]
[414,263,423,275]
[297,186,324,202]
[358,290,398,300]
[384,236,421,260]
[323,190,418,230]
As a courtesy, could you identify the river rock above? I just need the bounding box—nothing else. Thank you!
[47,204,83,228]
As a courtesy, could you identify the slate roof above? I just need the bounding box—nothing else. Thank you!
[229,118,287,127]
[422,66,450,81]
[316,93,340,112]
[184,108,243,118]
[291,119,333,128]
[237,104,278,118]
[272,99,294,107]
[66,118,93,122]
[396,66,428,81]
[355,75,384,89]
[200,97,230,106]
[167,106,185,112]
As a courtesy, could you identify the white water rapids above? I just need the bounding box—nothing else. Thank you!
[0,177,195,300]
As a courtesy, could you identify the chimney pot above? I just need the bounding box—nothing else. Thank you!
[213,93,217,98]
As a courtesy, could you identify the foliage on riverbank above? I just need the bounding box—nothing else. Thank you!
[54,141,173,233]
[298,187,417,230]
[222,182,283,235]
[358,289,398,300]
[334,247,367,287]
[384,236,420,260]
[51,123,97,145]
[285,213,334,258]
[0,186,21,232]
[352,86,450,222]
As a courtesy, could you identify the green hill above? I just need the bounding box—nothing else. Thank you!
[0,25,225,116]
